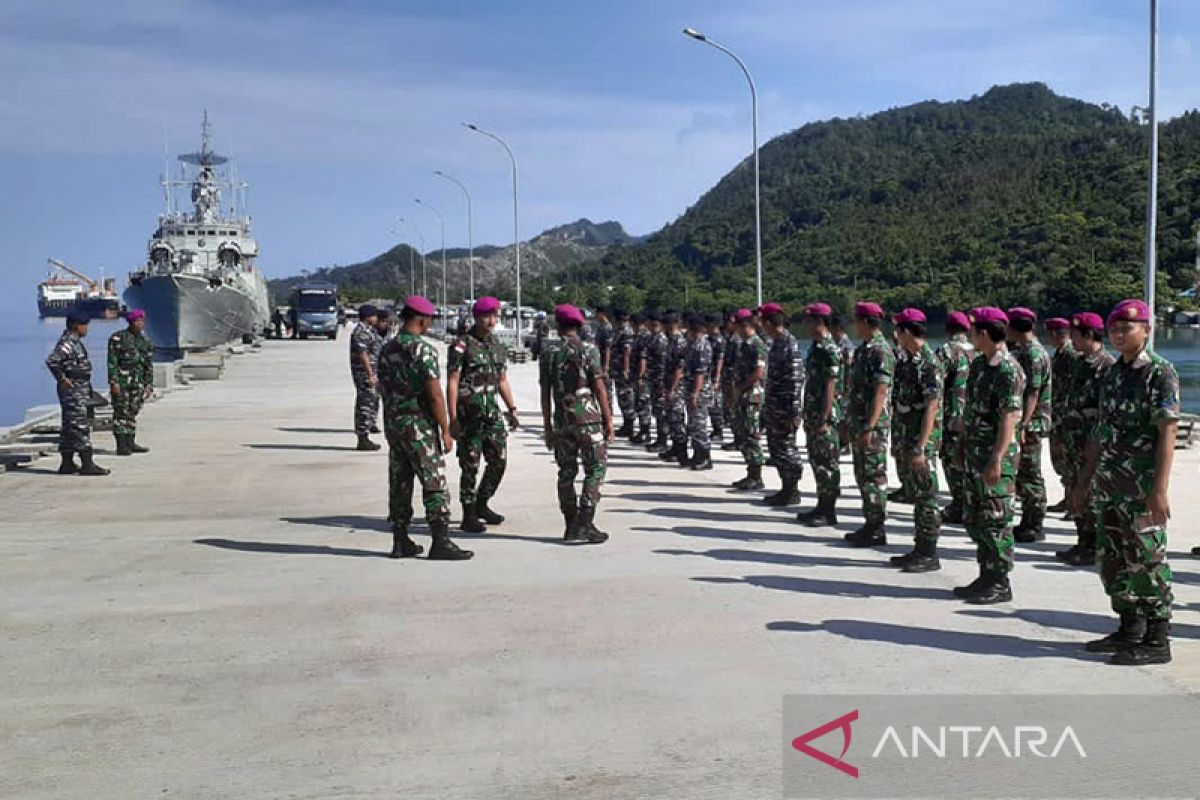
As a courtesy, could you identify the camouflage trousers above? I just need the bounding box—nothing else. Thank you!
[56,382,91,453]
[764,413,803,482]
[733,397,764,467]
[615,374,635,425]
[635,379,653,428]
[964,462,1016,574]
[554,423,608,512]
[709,386,725,431]
[604,376,616,417]
[1061,430,1097,550]
[386,414,450,527]
[649,377,668,437]
[456,413,507,507]
[1016,432,1047,525]
[851,427,889,525]
[1094,500,1173,621]
[894,443,941,548]
[804,422,840,499]
[939,429,967,512]
[666,386,687,445]
[111,381,147,436]
[1049,427,1066,478]
[352,373,379,435]
[686,390,712,450]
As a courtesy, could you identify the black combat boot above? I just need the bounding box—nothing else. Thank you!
[356,434,381,452]
[631,424,649,445]
[649,432,669,454]
[711,425,724,441]
[129,438,149,454]
[963,570,1012,604]
[765,477,800,507]
[902,539,941,573]
[846,521,886,548]
[940,503,964,524]
[796,495,838,527]
[1013,510,1045,543]
[888,488,911,504]
[721,439,740,452]
[1109,620,1171,666]
[1058,545,1097,567]
[953,568,988,598]
[690,446,713,471]
[576,505,608,544]
[388,524,424,559]
[1084,613,1147,653]
[562,506,586,542]
[77,449,110,476]
[889,550,918,567]
[477,502,505,525]
[57,451,78,475]
[617,419,634,438]
[658,441,683,463]
[1047,498,1069,513]
[369,423,382,434]
[732,464,764,491]
[460,504,487,534]
[1192,545,1200,558]
[115,433,133,456]
[427,523,474,560]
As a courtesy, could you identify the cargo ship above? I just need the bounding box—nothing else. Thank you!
[37,258,122,319]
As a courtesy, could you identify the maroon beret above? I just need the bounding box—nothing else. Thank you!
[404,295,437,317]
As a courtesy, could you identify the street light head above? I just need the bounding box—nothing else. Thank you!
[463,122,478,131]
[433,170,443,176]
[683,27,706,41]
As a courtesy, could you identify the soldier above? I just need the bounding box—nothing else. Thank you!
[1055,312,1113,566]
[887,325,914,505]
[378,295,472,561]
[706,314,727,442]
[683,314,714,470]
[831,315,855,453]
[644,313,671,453]
[720,311,743,452]
[731,308,768,490]
[888,309,945,572]
[448,297,519,534]
[844,302,894,547]
[611,309,637,438]
[108,309,155,456]
[540,304,615,544]
[658,312,690,464]
[532,312,550,361]
[1007,307,1052,542]
[350,304,383,451]
[629,313,653,444]
[1072,300,1178,665]
[954,307,1024,604]
[46,311,109,476]
[592,306,618,429]
[760,303,805,507]
[1044,317,1075,512]
[935,311,975,524]
[374,307,393,341]
[796,303,842,527]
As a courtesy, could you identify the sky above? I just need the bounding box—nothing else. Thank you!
[3,0,1199,315]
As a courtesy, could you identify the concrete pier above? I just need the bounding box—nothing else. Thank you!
[2,337,1199,798]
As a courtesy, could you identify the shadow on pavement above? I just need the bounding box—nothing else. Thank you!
[694,573,949,600]
[195,537,384,558]
[282,515,389,532]
[655,547,884,570]
[612,491,756,505]
[246,443,363,452]
[276,427,354,435]
[958,607,1200,641]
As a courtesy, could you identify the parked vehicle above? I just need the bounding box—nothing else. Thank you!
[288,281,340,339]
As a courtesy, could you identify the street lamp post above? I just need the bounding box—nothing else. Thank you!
[393,217,417,295]
[464,122,523,345]
[400,216,428,298]
[434,170,475,303]
[683,27,763,307]
[415,198,448,331]
[1145,0,1160,344]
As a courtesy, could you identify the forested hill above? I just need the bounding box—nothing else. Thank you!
[588,82,1200,315]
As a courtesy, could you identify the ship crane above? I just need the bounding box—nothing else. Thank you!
[48,258,100,292]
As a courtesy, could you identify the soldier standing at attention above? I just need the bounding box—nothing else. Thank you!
[46,311,109,476]
[611,309,637,438]
[1055,312,1113,566]
[831,315,855,453]
[731,308,768,491]
[1008,307,1052,542]
[683,314,714,471]
[1072,300,1178,665]
[888,309,945,571]
[644,313,670,454]
[448,297,519,534]
[108,309,154,456]
[532,312,550,361]
[659,312,690,464]
[720,311,743,452]
[629,313,652,444]
[1044,317,1075,512]
[935,311,975,524]
[379,295,472,561]
[796,303,842,527]
[350,304,383,451]
[540,304,614,544]
[706,314,727,442]
[844,302,894,547]
[760,303,805,507]
[592,306,617,430]
[955,307,1024,604]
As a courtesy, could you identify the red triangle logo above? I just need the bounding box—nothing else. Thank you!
[791,709,859,779]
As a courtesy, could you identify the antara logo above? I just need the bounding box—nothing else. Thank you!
[792,709,860,779]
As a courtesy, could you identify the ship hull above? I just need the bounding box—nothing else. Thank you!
[38,296,121,319]
[124,273,269,351]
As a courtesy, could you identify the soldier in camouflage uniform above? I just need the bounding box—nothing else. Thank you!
[831,315,855,453]
[644,313,670,453]
[706,314,726,441]
[532,313,550,360]
[683,314,714,470]
[720,312,743,452]
[844,302,895,546]
[760,303,805,507]
[540,304,615,544]
[46,312,109,476]
[888,309,945,572]
[629,313,652,444]
[592,306,619,431]
[107,309,155,456]
[448,297,519,534]
[935,312,976,524]
[1008,307,1052,542]
[379,295,472,561]
[1055,313,1113,566]
[1045,318,1075,512]
[1073,299,1178,665]
[954,307,1025,604]
[796,303,842,527]
[658,313,690,464]
[731,309,768,490]
[350,304,383,451]
[611,309,637,438]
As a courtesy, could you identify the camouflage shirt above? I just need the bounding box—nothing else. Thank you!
[448,329,508,419]
[803,333,842,426]
[935,333,974,434]
[349,321,381,373]
[666,331,689,384]
[709,332,725,380]
[631,328,651,378]
[1062,346,1114,439]
[594,320,614,370]
[964,345,1025,464]
[848,332,895,433]
[612,322,635,379]
[46,331,91,384]
[1050,340,1077,427]
[893,342,944,450]
[736,333,769,402]
[1093,348,1180,504]
[685,334,713,381]
[644,331,669,381]
[540,335,605,429]
[1011,338,1052,434]
[722,332,743,388]
[765,328,805,419]
[378,332,439,417]
[107,328,154,388]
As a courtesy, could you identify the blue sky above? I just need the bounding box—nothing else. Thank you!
[2,0,1197,313]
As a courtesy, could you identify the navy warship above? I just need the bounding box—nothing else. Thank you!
[125,113,269,351]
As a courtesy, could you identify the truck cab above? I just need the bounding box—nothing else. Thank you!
[289,282,339,339]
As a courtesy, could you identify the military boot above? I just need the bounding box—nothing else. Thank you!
[576,505,608,544]
[57,451,78,475]
[369,423,382,434]
[796,495,838,527]
[690,446,713,471]
[617,419,634,438]
[115,433,133,456]
[963,571,1012,604]
[940,503,964,524]
[887,488,911,504]
[902,539,941,573]
[1191,545,1200,558]
[658,441,683,463]
[765,477,800,507]
[562,507,586,542]
[889,550,918,567]
[732,464,764,491]
[388,524,424,559]
[649,432,669,454]
[460,504,487,534]
[356,434,381,452]
[427,523,474,560]
[1084,613,1147,653]
[952,569,988,598]
[129,438,149,454]
[711,425,724,441]
[1013,510,1045,543]
[675,444,695,468]
[846,521,886,548]
[1047,498,1069,513]
[77,449,110,476]
[1109,620,1171,666]
[631,424,649,445]
[721,439,740,452]
[477,502,505,525]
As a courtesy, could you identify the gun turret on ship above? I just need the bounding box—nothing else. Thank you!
[125,112,269,352]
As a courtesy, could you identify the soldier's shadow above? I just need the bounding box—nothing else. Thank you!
[959,607,1200,641]
[281,515,562,545]
[246,443,361,452]
[195,537,384,558]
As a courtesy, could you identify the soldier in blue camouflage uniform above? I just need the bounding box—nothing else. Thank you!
[659,313,690,464]
[643,313,670,453]
[954,307,1024,604]
[936,312,976,524]
[731,309,768,490]
[1073,299,1178,665]
[350,304,383,451]
[379,295,472,560]
[683,314,714,470]
[1055,312,1113,566]
[888,309,945,572]
[1044,317,1075,512]
[760,303,805,507]
[540,304,615,544]
[611,309,637,438]
[796,303,842,527]
[629,313,652,444]
[107,309,155,456]
[448,297,519,534]
[844,302,894,546]
[46,312,109,476]
[1008,307,1052,542]
[706,314,726,441]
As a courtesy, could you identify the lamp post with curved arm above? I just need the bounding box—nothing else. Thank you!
[415,198,448,330]
[434,170,475,303]
[464,122,523,344]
